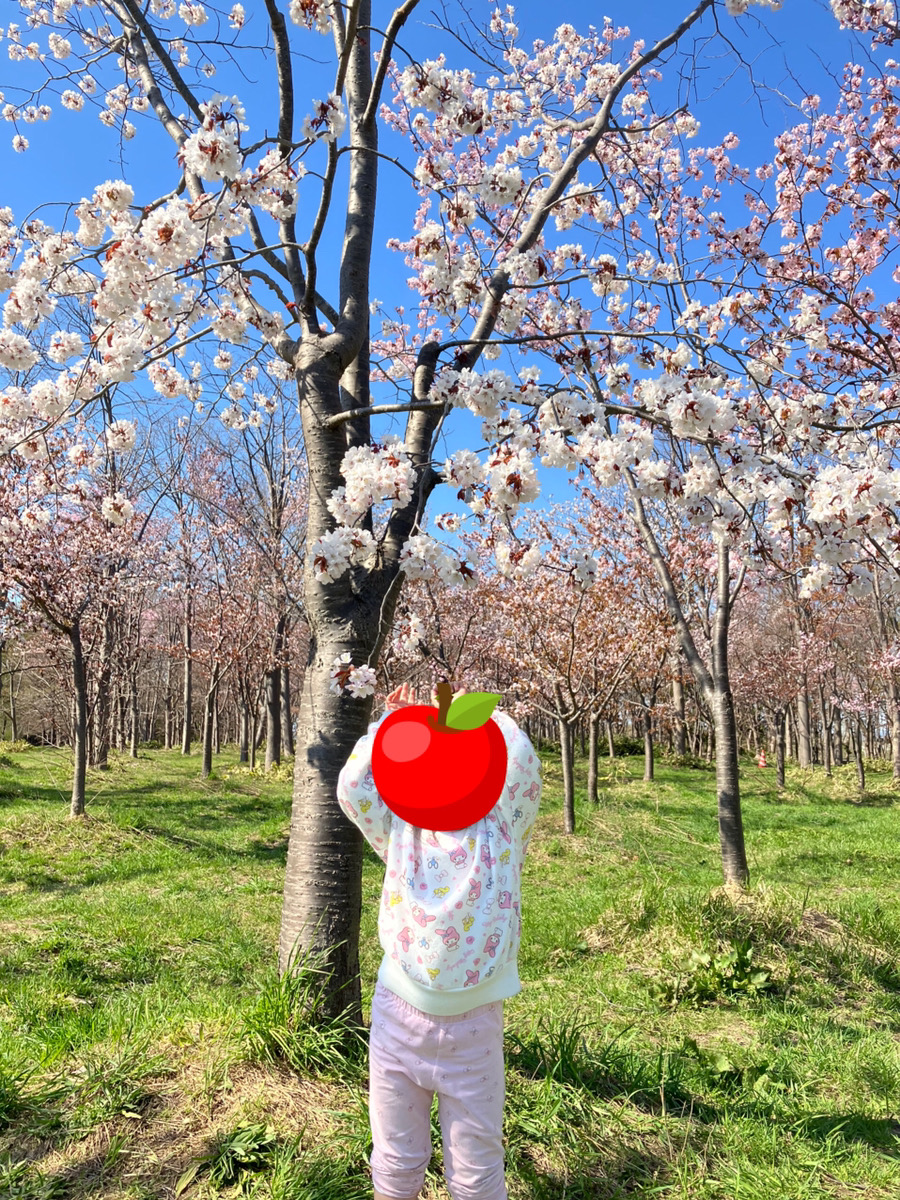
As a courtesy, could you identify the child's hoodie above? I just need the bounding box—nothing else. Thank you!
[337,707,541,1016]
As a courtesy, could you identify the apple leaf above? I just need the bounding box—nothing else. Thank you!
[445,692,502,731]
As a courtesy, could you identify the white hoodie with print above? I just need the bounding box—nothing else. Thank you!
[337,708,542,1016]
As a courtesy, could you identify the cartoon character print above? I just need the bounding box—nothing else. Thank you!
[497,819,511,845]
[480,841,496,870]
[411,902,436,928]
[464,968,480,987]
[435,925,460,951]
[499,890,512,910]
[398,926,414,952]
[449,845,467,869]
[483,928,503,958]
[467,877,481,906]
[462,914,474,932]
[433,886,450,898]
[523,780,540,805]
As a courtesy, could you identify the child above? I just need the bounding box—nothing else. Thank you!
[337,681,542,1200]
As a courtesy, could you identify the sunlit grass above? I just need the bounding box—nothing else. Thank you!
[1,742,899,1198]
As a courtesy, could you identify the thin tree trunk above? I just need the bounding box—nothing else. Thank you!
[821,690,833,779]
[92,603,114,769]
[559,715,575,834]
[281,660,294,756]
[834,708,843,765]
[642,704,654,782]
[796,673,812,767]
[69,622,88,819]
[130,677,139,758]
[202,671,219,779]
[182,605,192,755]
[775,707,786,792]
[239,701,249,763]
[587,711,599,805]
[673,669,687,758]
[854,718,866,795]
[8,654,17,741]
[265,666,282,770]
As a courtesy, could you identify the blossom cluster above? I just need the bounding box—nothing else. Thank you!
[326,436,417,525]
[329,652,377,697]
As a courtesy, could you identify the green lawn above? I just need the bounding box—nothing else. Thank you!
[1,742,899,1199]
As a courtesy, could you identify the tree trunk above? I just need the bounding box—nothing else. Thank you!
[265,666,282,771]
[712,685,748,887]
[606,717,615,759]
[854,718,866,795]
[7,654,17,741]
[182,605,192,755]
[69,622,88,819]
[282,660,294,756]
[559,715,575,834]
[202,671,219,779]
[775,707,786,792]
[587,712,599,805]
[785,704,794,762]
[130,678,139,758]
[92,602,115,769]
[642,704,654,782]
[239,702,249,763]
[673,670,686,757]
[834,708,843,765]
[796,674,811,767]
[279,644,374,1026]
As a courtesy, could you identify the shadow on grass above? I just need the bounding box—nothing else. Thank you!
[507,1140,681,1200]
[504,1016,717,1122]
[789,1111,900,1154]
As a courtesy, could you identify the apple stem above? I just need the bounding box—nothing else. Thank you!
[436,681,453,728]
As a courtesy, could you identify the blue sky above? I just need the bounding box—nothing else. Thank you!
[0,0,875,516]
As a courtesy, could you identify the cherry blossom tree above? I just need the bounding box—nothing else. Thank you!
[0,436,139,815]
[6,0,894,1016]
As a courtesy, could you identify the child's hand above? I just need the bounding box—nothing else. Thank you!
[430,684,468,705]
[385,682,417,712]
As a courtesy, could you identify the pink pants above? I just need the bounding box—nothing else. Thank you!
[368,980,507,1200]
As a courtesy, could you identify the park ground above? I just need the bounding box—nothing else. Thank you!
[1,742,900,1199]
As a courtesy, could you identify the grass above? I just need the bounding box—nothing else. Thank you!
[1,741,899,1198]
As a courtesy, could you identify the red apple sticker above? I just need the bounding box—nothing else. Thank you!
[372,683,507,832]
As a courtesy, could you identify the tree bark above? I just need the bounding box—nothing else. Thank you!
[853,717,866,795]
[559,716,575,834]
[202,669,219,779]
[265,668,282,770]
[587,711,599,805]
[834,708,843,765]
[281,659,294,756]
[775,707,786,792]
[642,703,654,782]
[181,603,192,755]
[69,622,88,818]
[673,669,686,757]
[92,602,114,769]
[130,677,139,758]
[797,687,811,768]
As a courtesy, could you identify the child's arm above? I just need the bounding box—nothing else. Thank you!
[336,713,393,864]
